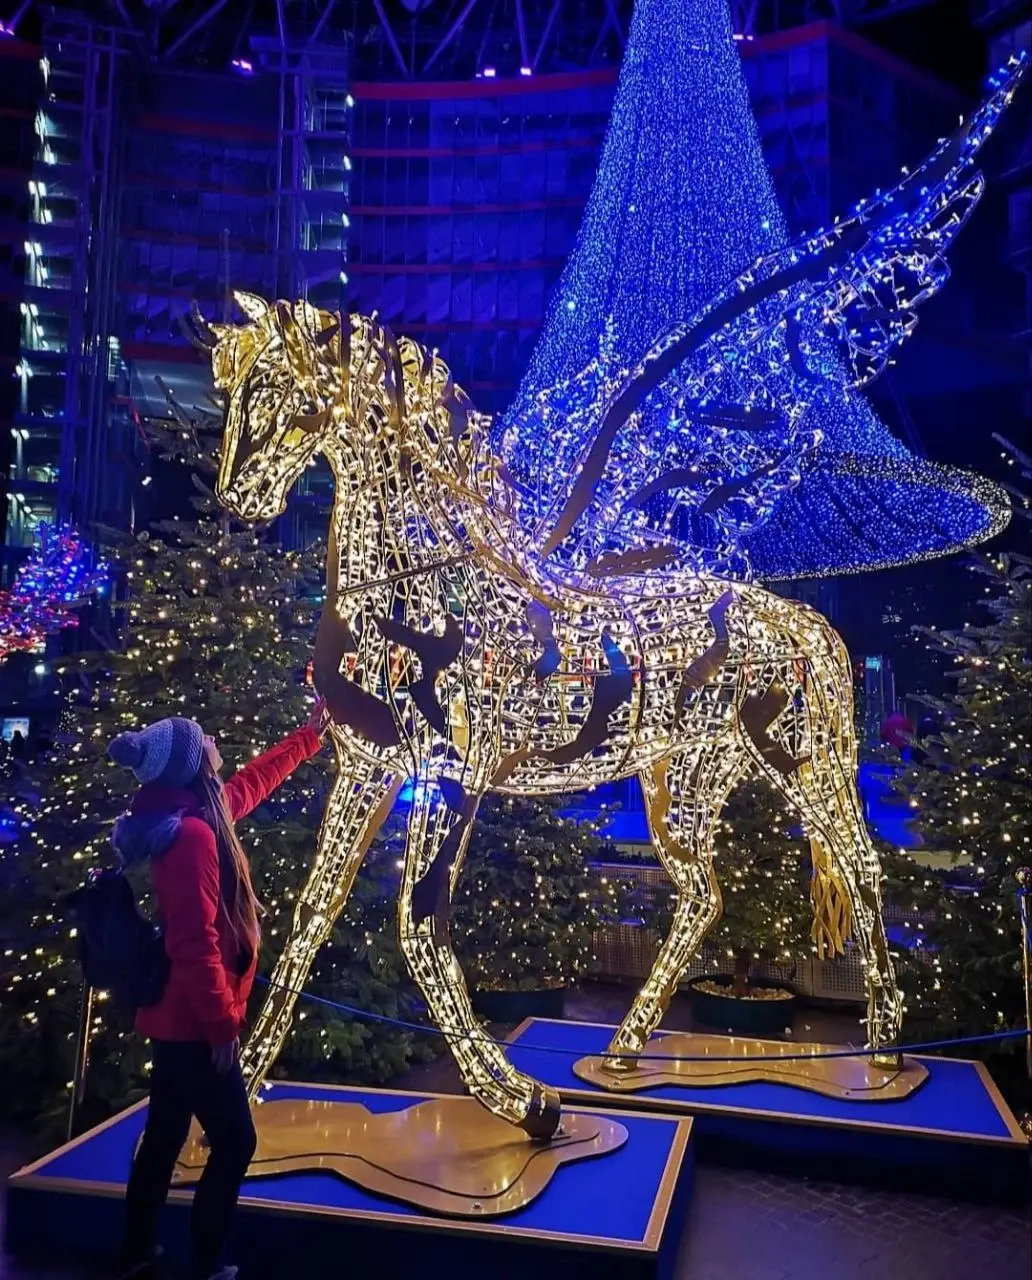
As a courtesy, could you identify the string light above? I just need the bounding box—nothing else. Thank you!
[0,523,108,661]
[501,0,1024,580]
[883,533,1031,1041]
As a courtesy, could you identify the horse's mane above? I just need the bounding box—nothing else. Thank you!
[340,320,566,606]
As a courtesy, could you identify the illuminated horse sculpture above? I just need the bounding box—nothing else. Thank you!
[194,57,1023,1141]
[200,297,895,1141]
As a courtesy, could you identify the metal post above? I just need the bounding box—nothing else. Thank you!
[1017,868,1032,1140]
[67,982,95,1142]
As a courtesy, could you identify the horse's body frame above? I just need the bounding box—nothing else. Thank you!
[207,299,900,1141]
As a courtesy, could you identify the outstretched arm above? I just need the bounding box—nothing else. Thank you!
[224,700,329,822]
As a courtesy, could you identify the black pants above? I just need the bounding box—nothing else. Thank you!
[124,1041,256,1280]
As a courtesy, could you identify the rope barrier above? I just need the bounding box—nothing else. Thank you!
[255,975,1030,1066]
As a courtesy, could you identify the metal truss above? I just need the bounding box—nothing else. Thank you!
[1,1,950,76]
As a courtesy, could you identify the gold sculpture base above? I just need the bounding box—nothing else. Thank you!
[172,1095,628,1218]
[573,1032,929,1101]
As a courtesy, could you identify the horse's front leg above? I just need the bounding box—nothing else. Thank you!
[604,738,749,1071]
[241,749,402,1101]
[398,771,562,1140]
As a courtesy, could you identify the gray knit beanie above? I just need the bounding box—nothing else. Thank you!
[108,717,205,788]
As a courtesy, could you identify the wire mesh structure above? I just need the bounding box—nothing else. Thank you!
[189,291,917,1137]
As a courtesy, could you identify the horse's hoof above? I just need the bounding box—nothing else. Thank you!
[520,1083,563,1142]
[600,1052,639,1075]
[870,1051,902,1070]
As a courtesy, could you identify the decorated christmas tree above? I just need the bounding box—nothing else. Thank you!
[706,778,815,996]
[452,793,628,998]
[885,547,1031,1069]
[638,776,814,1002]
[0,522,108,662]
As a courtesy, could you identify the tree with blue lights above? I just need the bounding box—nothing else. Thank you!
[503,0,1019,581]
[510,0,782,404]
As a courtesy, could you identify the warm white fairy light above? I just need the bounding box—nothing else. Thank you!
[200,287,909,1139]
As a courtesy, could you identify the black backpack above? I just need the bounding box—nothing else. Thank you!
[66,868,170,1011]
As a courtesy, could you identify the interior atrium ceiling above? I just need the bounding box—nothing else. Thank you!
[4,0,947,78]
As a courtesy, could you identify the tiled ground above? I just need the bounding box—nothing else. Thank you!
[3,986,1030,1280]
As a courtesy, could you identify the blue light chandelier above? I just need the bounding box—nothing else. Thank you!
[499,0,1026,581]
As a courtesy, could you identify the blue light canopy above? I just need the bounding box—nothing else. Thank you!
[500,0,1024,581]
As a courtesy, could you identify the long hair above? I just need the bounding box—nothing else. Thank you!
[191,754,261,967]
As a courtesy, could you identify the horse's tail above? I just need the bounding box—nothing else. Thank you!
[809,837,853,959]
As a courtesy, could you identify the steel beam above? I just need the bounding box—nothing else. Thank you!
[424,0,481,74]
[163,0,234,59]
[515,0,530,68]
[532,0,562,72]
[372,0,409,76]
[6,0,32,32]
[112,0,138,31]
[603,0,624,44]
[306,0,338,48]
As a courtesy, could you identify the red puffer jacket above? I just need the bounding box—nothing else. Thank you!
[128,726,322,1047]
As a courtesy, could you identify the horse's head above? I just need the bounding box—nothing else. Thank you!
[197,291,345,521]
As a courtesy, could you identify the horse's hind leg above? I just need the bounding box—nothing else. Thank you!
[241,750,402,1101]
[604,738,750,1071]
[742,612,903,1057]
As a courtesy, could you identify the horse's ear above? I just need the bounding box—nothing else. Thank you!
[183,302,232,351]
[233,291,270,323]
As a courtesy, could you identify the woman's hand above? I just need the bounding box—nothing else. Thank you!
[306,695,331,740]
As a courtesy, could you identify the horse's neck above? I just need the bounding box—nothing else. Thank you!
[324,436,469,599]
[322,346,548,605]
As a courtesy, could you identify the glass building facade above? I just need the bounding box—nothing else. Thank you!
[345,24,963,420]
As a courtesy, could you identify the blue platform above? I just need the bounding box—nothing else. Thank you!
[6,1082,694,1280]
[507,1019,1030,1203]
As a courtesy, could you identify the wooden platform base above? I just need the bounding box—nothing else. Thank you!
[508,1019,1030,1203]
[6,1082,694,1280]
[573,1031,929,1100]
[173,1093,628,1218]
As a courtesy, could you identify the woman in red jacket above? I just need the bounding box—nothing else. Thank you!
[108,703,328,1280]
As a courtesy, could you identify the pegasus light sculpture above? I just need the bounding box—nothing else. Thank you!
[192,55,1024,1141]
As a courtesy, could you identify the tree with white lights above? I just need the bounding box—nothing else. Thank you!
[886,545,1031,1069]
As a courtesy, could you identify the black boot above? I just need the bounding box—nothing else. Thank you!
[115,1245,164,1279]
